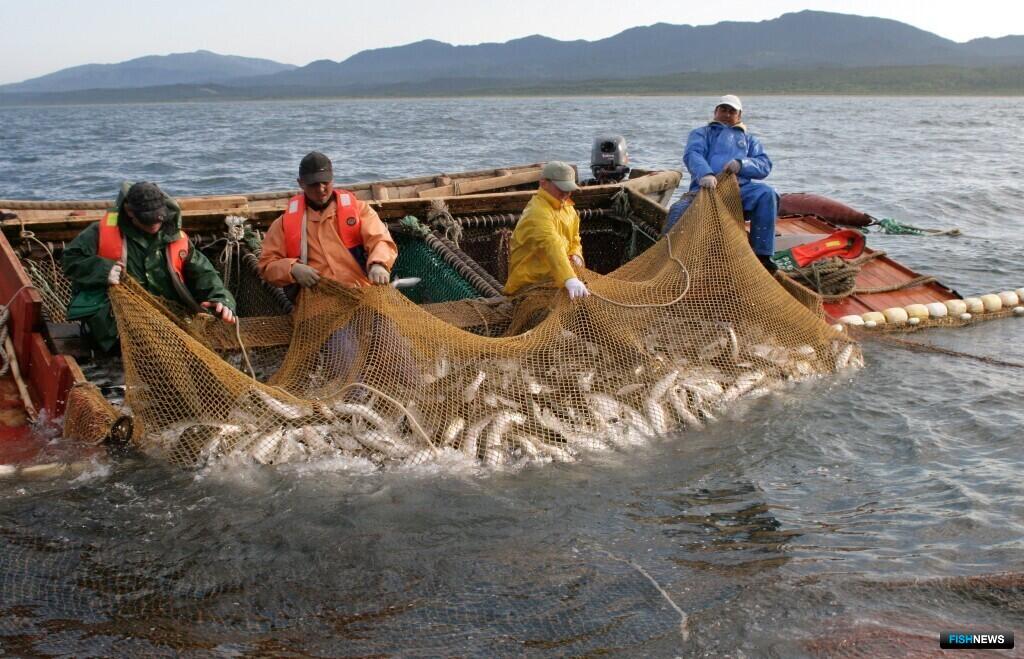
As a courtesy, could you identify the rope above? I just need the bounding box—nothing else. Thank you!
[789,251,936,301]
[853,328,1024,370]
[611,188,631,220]
[873,217,962,236]
[234,321,257,380]
[0,284,37,377]
[427,199,463,247]
[399,215,431,238]
[218,215,248,290]
[588,230,691,308]
[851,274,937,296]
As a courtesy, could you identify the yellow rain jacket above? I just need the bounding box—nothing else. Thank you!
[504,188,583,294]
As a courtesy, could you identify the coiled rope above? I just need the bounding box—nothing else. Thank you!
[791,251,936,301]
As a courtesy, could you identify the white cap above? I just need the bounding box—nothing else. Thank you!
[717,94,743,112]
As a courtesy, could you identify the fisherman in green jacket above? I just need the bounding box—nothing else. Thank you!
[62,181,237,353]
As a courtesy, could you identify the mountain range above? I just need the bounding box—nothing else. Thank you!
[2,11,1023,102]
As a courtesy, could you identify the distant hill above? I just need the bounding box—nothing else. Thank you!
[3,65,1022,106]
[0,50,296,93]
[240,10,1024,89]
[1,10,1023,103]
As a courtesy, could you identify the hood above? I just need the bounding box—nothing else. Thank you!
[113,180,183,238]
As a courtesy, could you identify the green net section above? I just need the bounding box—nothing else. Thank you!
[391,233,482,304]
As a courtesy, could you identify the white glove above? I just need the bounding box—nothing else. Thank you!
[368,263,390,285]
[722,160,741,174]
[569,254,584,269]
[699,175,718,189]
[564,277,590,300]
[201,301,235,324]
[107,262,123,286]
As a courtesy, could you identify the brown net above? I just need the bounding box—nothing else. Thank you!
[61,382,126,445]
[74,176,861,467]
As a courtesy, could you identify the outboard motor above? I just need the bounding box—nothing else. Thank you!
[589,136,630,184]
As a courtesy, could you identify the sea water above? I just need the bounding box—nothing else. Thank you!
[1,96,1023,656]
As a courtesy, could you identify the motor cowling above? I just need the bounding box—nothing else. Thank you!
[590,136,630,183]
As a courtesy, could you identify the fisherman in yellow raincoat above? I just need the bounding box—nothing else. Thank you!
[504,161,589,299]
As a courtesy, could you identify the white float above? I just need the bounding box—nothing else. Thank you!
[904,304,929,321]
[925,302,949,318]
[963,297,984,314]
[998,291,1020,307]
[980,294,1003,313]
[883,307,909,324]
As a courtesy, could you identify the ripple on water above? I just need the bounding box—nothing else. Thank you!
[1,96,1023,654]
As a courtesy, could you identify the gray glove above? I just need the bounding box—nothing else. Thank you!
[368,263,390,285]
[699,175,718,189]
[721,159,741,174]
[291,262,321,287]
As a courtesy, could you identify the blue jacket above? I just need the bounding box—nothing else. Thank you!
[684,122,772,192]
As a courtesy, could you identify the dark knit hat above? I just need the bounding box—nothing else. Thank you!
[298,151,333,184]
[124,182,167,225]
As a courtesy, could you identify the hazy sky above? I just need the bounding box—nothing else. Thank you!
[1,0,1022,84]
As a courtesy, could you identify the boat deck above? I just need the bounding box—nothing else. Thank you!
[777,215,960,321]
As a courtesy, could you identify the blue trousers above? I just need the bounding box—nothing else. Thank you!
[664,181,778,256]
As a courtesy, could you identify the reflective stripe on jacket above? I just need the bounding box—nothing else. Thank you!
[97,211,190,281]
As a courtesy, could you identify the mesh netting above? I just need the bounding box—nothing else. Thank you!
[22,255,71,323]
[72,176,861,467]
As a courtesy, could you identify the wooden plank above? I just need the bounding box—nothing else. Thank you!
[622,170,683,196]
[370,184,390,201]
[418,168,543,198]
[177,195,249,211]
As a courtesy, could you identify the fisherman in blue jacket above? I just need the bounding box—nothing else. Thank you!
[664,95,778,272]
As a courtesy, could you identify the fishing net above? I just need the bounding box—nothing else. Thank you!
[66,175,859,467]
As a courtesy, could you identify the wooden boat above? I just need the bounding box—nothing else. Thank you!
[0,165,680,465]
[775,214,962,319]
[0,165,1013,467]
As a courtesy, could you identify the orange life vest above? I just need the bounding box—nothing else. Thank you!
[281,190,362,260]
[97,211,189,280]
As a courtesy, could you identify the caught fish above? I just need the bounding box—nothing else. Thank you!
[434,355,450,379]
[644,399,670,435]
[332,401,391,431]
[442,417,466,447]
[649,370,680,401]
[667,388,703,429]
[358,429,410,459]
[461,415,494,459]
[834,343,856,370]
[616,383,645,397]
[251,388,312,420]
[250,430,285,464]
[722,371,766,403]
[464,371,487,403]
[532,403,607,451]
[483,411,526,465]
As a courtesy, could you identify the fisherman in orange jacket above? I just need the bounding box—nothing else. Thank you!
[257,151,397,293]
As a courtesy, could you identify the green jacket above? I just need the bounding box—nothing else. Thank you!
[61,182,236,352]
